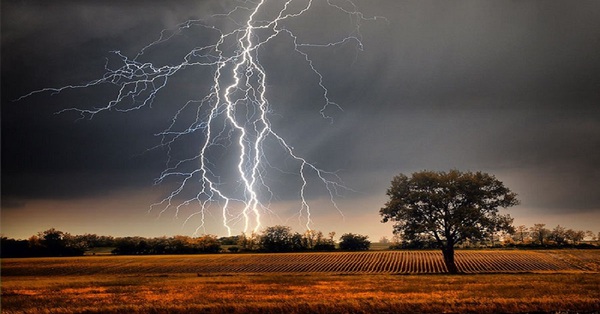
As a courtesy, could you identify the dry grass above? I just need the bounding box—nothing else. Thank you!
[3,250,597,275]
[2,250,599,313]
[2,273,599,313]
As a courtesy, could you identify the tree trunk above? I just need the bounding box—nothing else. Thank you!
[441,245,459,274]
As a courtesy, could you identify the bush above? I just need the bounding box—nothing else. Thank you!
[313,242,336,251]
[339,233,370,251]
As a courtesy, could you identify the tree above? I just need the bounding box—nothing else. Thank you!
[564,229,585,245]
[37,228,85,256]
[1,237,33,257]
[39,228,65,255]
[380,170,518,273]
[584,230,597,242]
[512,225,529,244]
[549,225,567,245]
[339,233,370,251]
[301,230,335,251]
[530,224,549,246]
[237,232,260,251]
[219,235,240,245]
[195,235,221,253]
[328,232,336,242]
[260,225,295,252]
[302,230,322,249]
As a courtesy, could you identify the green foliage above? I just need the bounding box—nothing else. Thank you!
[302,230,335,251]
[339,233,370,251]
[530,223,550,246]
[111,235,222,255]
[237,232,261,251]
[0,228,85,257]
[260,225,296,252]
[380,170,519,272]
[252,226,337,252]
[218,235,240,245]
[380,170,518,246]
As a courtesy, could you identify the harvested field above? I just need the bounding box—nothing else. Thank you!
[2,250,599,314]
[2,250,598,275]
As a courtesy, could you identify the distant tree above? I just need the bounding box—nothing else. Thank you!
[564,229,585,245]
[313,240,335,251]
[1,237,33,257]
[584,230,597,242]
[260,225,295,252]
[390,233,437,249]
[195,235,221,253]
[28,235,43,254]
[147,237,167,254]
[500,232,515,246]
[380,170,518,273]
[512,225,529,244]
[112,237,143,254]
[300,230,335,250]
[530,224,549,246]
[63,232,89,253]
[339,233,370,251]
[291,232,305,251]
[238,232,261,251]
[37,228,85,256]
[379,236,390,244]
[169,235,194,254]
[39,228,65,255]
[73,233,115,248]
[219,235,240,246]
[302,230,322,249]
[549,225,567,245]
[328,232,336,242]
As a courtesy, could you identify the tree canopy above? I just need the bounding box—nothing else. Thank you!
[380,170,519,273]
[339,233,371,251]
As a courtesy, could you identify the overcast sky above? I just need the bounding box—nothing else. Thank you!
[2,0,600,240]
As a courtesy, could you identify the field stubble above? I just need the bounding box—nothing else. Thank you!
[2,250,599,313]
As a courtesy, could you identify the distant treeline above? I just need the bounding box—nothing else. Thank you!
[388,223,599,250]
[0,226,371,258]
[2,223,597,258]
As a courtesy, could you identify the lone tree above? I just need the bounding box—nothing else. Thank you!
[380,170,519,273]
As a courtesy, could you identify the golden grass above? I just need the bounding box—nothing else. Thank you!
[2,273,599,313]
[2,250,599,313]
[3,250,597,275]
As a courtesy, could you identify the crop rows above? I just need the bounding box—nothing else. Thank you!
[4,250,591,276]
[192,251,575,274]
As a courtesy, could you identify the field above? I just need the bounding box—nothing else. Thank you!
[2,250,599,313]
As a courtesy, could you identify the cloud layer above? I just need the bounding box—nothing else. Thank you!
[2,0,599,238]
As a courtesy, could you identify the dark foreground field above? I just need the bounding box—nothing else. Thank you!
[2,250,599,313]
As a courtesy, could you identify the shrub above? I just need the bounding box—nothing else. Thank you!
[339,233,370,251]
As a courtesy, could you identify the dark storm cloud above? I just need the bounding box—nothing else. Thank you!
[1,1,216,205]
[323,0,600,213]
[2,0,600,220]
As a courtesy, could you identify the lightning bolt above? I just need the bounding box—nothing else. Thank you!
[17,0,382,235]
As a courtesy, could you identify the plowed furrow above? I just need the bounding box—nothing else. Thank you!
[3,250,593,276]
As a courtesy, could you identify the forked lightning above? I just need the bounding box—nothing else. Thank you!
[18,0,381,235]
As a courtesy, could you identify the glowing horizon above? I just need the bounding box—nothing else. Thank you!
[15,1,382,236]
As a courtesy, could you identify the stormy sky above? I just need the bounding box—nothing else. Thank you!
[2,0,600,239]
